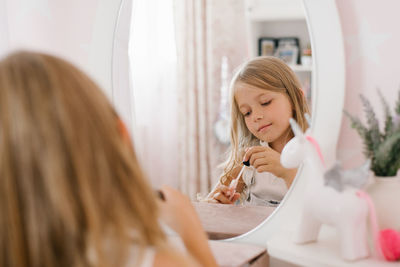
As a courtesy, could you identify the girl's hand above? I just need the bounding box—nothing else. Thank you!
[202,166,244,204]
[208,184,240,204]
[158,186,203,237]
[243,146,297,187]
[158,186,218,267]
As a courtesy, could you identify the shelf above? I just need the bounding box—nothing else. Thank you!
[245,0,306,22]
[246,13,305,22]
[267,227,396,267]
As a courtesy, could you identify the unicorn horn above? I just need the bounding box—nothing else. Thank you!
[305,113,312,128]
[289,118,303,137]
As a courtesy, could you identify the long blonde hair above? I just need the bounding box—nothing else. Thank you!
[220,56,310,184]
[0,51,166,267]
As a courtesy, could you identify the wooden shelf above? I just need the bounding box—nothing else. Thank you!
[245,0,311,63]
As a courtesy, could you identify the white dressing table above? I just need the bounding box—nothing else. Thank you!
[267,226,397,267]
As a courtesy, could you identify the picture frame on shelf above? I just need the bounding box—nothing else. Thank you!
[258,37,277,56]
[274,37,300,65]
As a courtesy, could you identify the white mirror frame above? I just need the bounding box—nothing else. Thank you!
[225,0,345,246]
[112,0,135,135]
[110,0,345,247]
[0,0,345,250]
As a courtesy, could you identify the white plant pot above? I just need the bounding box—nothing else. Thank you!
[366,171,400,231]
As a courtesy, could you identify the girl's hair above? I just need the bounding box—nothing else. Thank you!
[220,56,310,184]
[0,51,166,267]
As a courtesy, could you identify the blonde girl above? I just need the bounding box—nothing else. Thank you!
[0,51,216,267]
[207,56,310,205]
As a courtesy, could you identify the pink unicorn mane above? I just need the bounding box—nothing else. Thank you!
[305,135,325,166]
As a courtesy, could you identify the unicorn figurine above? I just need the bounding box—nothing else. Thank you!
[280,118,370,261]
[324,160,371,192]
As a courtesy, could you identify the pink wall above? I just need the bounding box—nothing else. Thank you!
[336,0,400,167]
[4,0,97,77]
[0,0,122,99]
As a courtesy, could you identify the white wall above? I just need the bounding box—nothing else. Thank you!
[0,0,9,57]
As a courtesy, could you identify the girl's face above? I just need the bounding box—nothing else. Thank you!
[235,83,293,147]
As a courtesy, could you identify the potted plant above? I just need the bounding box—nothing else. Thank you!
[344,90,400,230]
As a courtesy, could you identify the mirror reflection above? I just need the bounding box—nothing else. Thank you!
[129,0,312,239]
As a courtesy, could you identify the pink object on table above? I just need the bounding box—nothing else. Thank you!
[379,229,400,261]
[357,190,400,262]
[356,190,384,259]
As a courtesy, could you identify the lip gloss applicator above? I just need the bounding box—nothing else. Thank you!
[228,160,250,201]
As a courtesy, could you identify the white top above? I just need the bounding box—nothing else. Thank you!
[87,242,155,267]
[241,141,288,206]
[241,166,288,206]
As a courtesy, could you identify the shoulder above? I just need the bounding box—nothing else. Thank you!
[125,245,195,267]
[153,249,199,267]
[153,251,181,267]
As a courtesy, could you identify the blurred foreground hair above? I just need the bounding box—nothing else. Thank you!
[0,51,165,267]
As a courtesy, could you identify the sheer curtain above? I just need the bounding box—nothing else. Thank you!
[129,0,248,198]
[129,0,179,187]
[174,0,215,198]
[173,0,248,198]
[129,0,214,196]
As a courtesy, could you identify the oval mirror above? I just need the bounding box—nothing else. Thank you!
[112,0,344,243]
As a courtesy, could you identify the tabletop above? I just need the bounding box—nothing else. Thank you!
[193,201,276,240]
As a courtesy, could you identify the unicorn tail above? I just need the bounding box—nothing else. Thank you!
[357,190,400,261]
[356,190,385,260]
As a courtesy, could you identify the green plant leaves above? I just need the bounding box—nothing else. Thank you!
[360,94,381,152]
[378,89,394,138]
[344,90,400,177]
[374,132,400,176]
[343,110,373,158]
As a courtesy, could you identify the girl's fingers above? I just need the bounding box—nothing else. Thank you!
[209,184,228,196]
[252,157,269,169]
[250,151,276,167]
[255,165,272,173]
[243,146,261,161]
[210,183,239,204]
[231,193,240,202]
[219,186,235,198]
[218,185,230,193]
[219,185,230,192]
[213,192,233,204]
[249,151,269,166]
[243,146,271,162]
[214,186,236,203]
